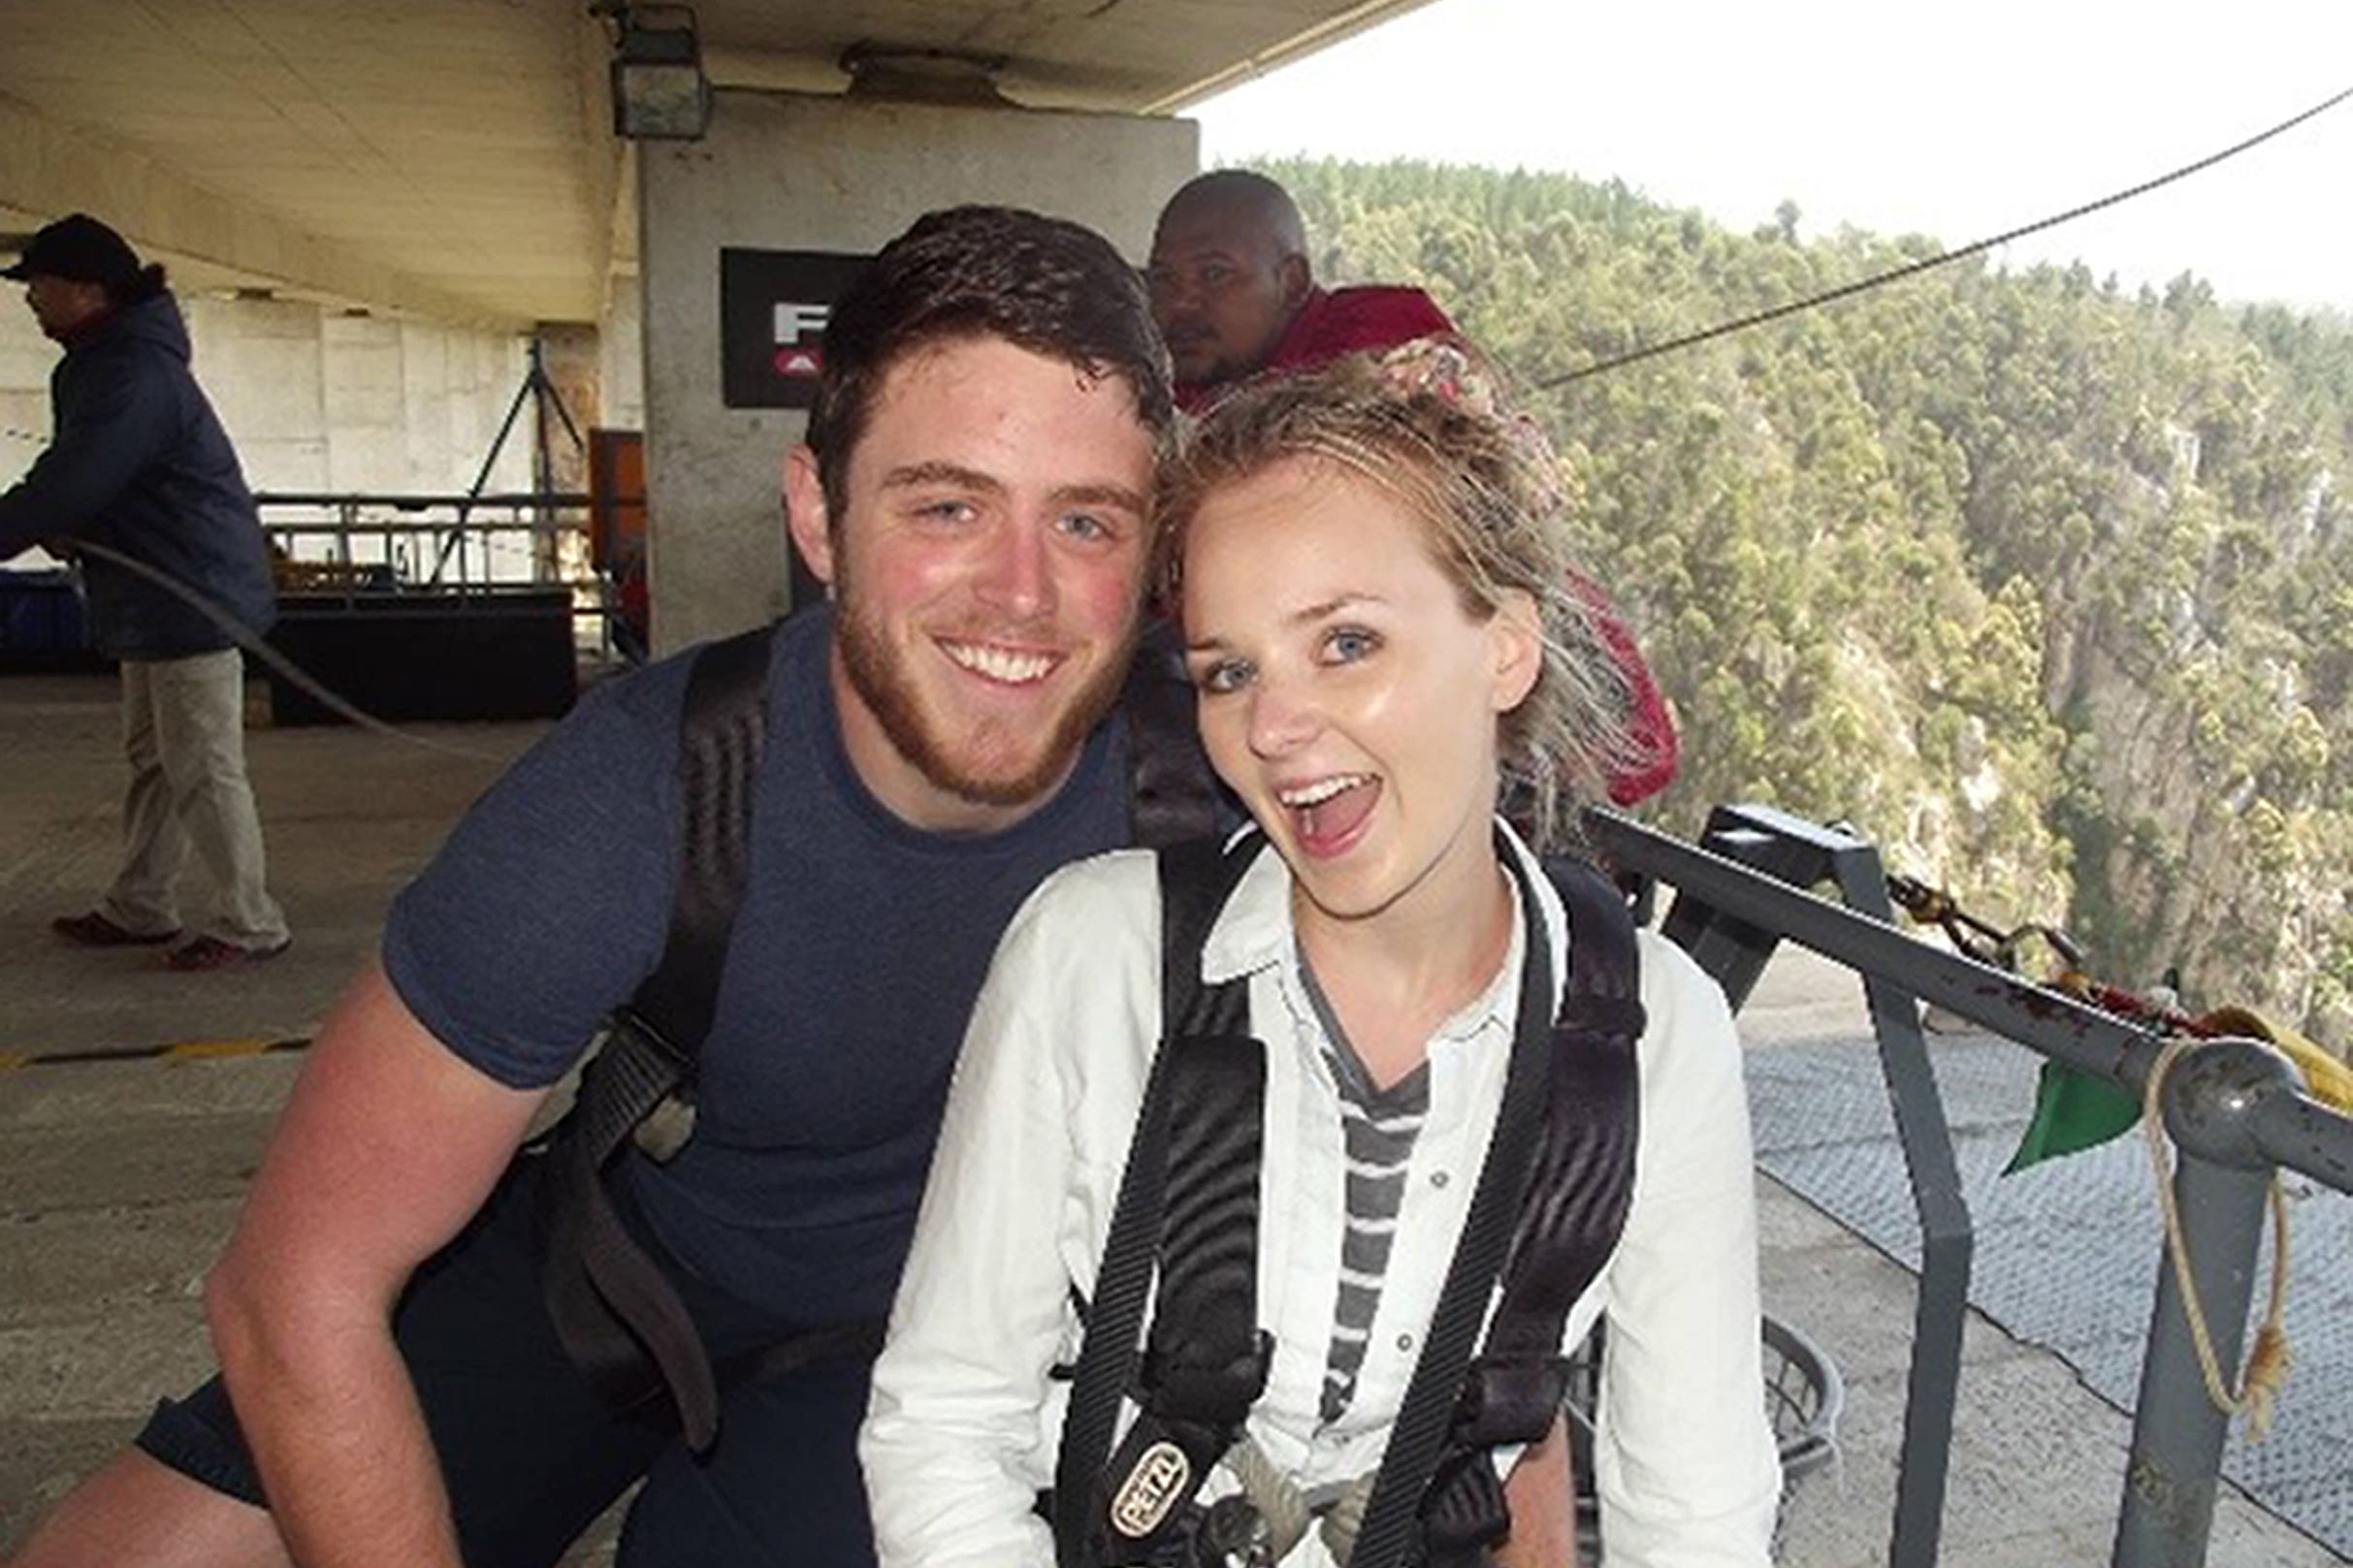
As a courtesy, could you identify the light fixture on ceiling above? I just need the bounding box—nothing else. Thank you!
[594,2,711,140]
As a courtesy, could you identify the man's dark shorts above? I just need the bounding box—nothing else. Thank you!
[135,1162,879,1568]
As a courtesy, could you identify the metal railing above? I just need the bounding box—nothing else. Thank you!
[255,490,594,591]
[1588,802,2353,1568]
[253,491,620,655]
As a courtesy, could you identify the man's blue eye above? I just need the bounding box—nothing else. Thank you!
[1062,512,1112,542]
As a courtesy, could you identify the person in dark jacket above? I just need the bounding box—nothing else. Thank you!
[0,212,290,970]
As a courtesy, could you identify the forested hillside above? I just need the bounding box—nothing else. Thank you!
[1263,157,2353,1040]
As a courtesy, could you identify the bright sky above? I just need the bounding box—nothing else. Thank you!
[1194,0,2353,315]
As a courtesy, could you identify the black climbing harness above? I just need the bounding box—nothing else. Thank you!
[1054,831,1644,1568]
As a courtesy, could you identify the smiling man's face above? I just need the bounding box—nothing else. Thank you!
[786,334,1156,834]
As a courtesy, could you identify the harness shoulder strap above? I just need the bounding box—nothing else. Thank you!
[1054,835,1263,1568]
[1346,846,1565,1568]
[1490,856,1644,1362]
[625,620,779,1060]
[539,621,778,1454]
[1416,855,1646,1568]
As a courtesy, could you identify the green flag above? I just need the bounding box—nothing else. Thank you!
[2005,1060,2142,1173]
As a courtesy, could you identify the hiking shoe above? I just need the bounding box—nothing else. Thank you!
[160,935,292,973]
[52,912,181,947]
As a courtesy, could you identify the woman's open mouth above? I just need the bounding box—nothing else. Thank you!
[1275,772,1381,857]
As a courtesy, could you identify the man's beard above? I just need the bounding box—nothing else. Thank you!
[834,597,1136,809]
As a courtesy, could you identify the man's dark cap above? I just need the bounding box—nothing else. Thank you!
[3,213,143,287]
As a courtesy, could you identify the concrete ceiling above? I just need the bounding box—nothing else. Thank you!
[0,0,1431,329]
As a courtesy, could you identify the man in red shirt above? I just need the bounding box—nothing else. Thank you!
[1148,169,1454,415]
[1146,170,1680,806]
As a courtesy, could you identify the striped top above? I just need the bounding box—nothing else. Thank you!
[1297,949,1432,1424]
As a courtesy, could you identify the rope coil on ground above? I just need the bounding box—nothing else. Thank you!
[2141,1038,2294,1438]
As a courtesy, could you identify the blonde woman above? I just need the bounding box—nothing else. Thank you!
[863,351,1778,1568]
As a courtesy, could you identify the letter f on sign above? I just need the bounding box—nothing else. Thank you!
[774,302,831,344]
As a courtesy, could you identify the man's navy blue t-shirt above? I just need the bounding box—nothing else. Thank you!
[382,606,1133,1324]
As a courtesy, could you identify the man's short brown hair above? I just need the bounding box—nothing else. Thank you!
[806,206,1175,522]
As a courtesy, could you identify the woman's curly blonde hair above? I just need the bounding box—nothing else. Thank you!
[1155,341,1639,849]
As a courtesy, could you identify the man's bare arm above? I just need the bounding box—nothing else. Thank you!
[204,960,546,1568]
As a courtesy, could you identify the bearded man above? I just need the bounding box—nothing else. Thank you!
[9,205,1176,1568]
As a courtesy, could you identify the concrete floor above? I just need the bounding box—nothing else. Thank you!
[1,668,2340,1566]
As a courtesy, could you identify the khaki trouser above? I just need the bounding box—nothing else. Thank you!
[97,649,291,948]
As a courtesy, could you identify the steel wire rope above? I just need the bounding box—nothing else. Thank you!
[1532,81,2353,389]
[7,427,574,760]
[70,537,512,762]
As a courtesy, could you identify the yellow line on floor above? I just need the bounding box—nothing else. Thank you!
[165,1039,285,1062]
[0,1037,311,1070]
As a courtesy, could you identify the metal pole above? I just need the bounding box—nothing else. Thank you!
[1829,848,1971,1568]
[1615,806,1975,1568]
[1655,815,1820,1008]
[531,341,555,586]
[2112,1039,2294,1568]
[436,347,537,585]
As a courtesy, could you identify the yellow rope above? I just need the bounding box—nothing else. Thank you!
[2197,1007,2353,1112]
[2141,1039,2294,1438]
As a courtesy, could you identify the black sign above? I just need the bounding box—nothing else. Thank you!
[720,247,872,409]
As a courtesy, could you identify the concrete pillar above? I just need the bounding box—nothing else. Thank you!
[534,322,599,495]
[400,320,456,490]
[598,268,645,433]
[636,86,1195,656]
